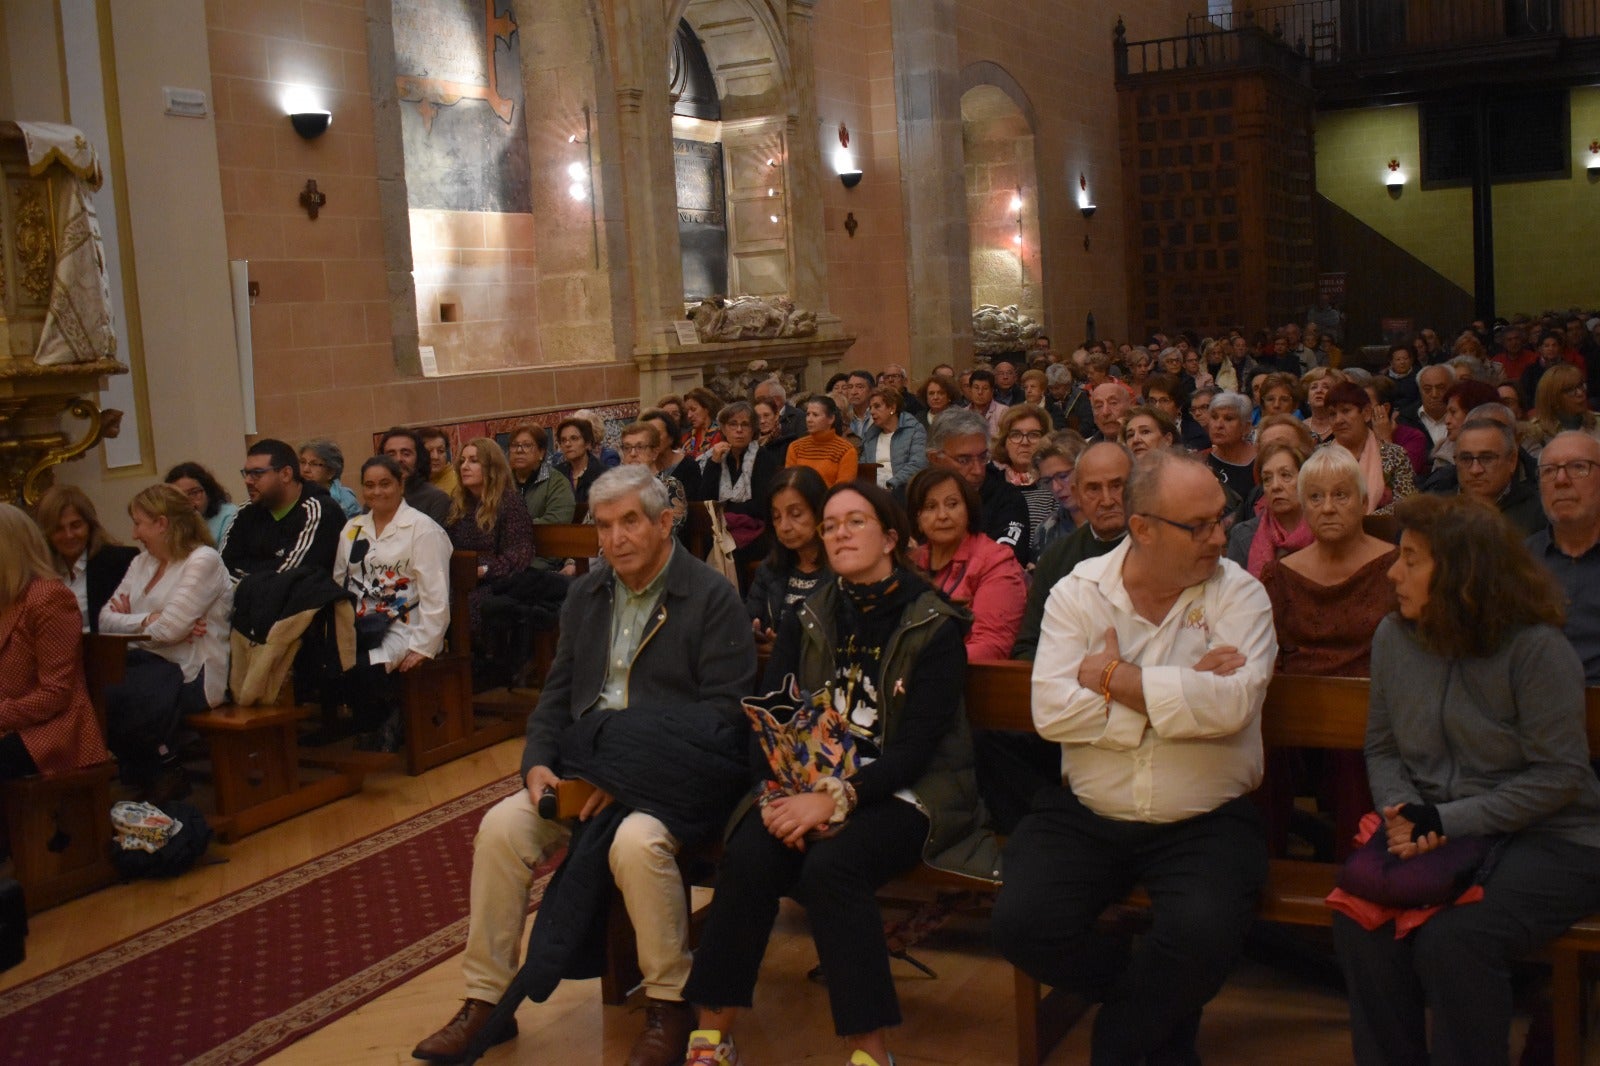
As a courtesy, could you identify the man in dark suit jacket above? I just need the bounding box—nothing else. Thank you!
[413,464,755,1066]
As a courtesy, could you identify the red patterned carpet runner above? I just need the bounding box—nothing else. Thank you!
[0,775,561,1065]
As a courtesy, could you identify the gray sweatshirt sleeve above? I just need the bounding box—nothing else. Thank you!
[1364,619,1424,810]
[1436,626,1591,838]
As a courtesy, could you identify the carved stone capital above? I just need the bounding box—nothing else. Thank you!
[615,86,646,115]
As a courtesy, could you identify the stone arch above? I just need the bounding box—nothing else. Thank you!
[667,0,792,119]
[960,63,1045,349]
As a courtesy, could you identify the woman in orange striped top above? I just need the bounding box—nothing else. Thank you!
[785,396,859,487]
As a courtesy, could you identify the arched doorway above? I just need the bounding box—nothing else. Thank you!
[960,79,1043,352]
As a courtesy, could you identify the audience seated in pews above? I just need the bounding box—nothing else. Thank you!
[680,387,725,461]
[641,407,701,498]
[506,422,576,527]
[696,401,779,566]
[907,468,1025,662]
[1335,493,1600,1066]
[1257,446,1398,858]
[919,373,959,423]
[297,438,362,519]
[0,504,109,783]
[995,449,1276,1065]
[744,466,829,661]
[1529,431,1600,684]
[411,464,755,1066]
[926,407,1028,566]
[552,417,603,508]
[682,480,997,1066]
[34,484,137,633]
[99,485,232,799]
[1364,376,1429,477]
[378,427,453,527]
[331,455,453,751]
[752,377,806,445]
[1522,363,1598,457]
[786,395,858,488]
[1424,378,1499,478]
[1122,405,1179,461]
[1029,433,1086,563]
[856,386,927,495]
[165,460,239,548]
[1448,418,1546,536]
[992,403,1055,549]
[1202,391,1258,494]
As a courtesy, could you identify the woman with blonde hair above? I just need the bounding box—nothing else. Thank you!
[1301,366,1346,443]
[1521,362,1599,456]
[99,483,232,797]
[0,504,109,782]
[446,437,534,633]
[34,484,137,632]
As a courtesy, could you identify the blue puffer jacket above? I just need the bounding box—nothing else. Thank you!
[856,411,928,490]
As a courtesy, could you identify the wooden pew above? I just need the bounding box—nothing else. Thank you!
[522,526,602,689]
[0,633,129,914]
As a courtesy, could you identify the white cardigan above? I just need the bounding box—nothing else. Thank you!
[333,501,452,669]
[99,545,234,706]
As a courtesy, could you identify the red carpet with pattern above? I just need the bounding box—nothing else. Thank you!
[0,775,560,1066]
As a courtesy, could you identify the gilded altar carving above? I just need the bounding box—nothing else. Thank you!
[13,180,53,306]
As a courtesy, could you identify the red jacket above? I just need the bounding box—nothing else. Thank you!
[914,533,1027,662]
[0,578,109,773]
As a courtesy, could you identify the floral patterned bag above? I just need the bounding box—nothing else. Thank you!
[743,673,861,806]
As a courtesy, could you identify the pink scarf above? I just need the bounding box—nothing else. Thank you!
[1351,433,1391,514]
[1247,505,1313,577]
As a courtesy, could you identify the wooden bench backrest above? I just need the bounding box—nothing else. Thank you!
[446,550,478,656]
[965,661,1600,756]
[857,462,881,484]
[684,501,721,560]
[531,524,600,575]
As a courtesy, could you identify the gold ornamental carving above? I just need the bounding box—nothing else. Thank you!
[13,180,53,305]
[0,392,122,506]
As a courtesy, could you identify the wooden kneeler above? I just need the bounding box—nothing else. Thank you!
[1,762,118,914]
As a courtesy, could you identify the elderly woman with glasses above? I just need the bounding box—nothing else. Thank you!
[618,420,687,534]
[298,438,362,518]
[505,422,576,526]
[1521,363,1600,457]
[993,403,1055,554]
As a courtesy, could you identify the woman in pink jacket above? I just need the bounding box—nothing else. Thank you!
[907,468,1026,661]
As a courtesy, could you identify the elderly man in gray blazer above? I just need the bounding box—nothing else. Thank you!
[413,464,755,1066]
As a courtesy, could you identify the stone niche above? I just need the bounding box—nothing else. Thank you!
[0,122,125,505]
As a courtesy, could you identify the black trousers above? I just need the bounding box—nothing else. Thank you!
[0,733,38,783]
[683,796,929,1036]
[992,787,1267,1066]
[105,651,208,785]
[1334,831,1600,1066]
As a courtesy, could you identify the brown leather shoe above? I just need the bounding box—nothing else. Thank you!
[411,999,517,1063]
[625,998,696,1066]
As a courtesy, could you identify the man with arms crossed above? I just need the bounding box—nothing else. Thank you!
[412,465,755,1066]
[993,450,1276,1065]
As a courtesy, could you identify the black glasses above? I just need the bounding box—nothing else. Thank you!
[240,465,279,480]
[1539,459,1597,482]
[1138,511,1228,541]
[1457,451,1509,470]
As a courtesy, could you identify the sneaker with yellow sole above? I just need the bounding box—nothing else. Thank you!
[684,1029,741,1065]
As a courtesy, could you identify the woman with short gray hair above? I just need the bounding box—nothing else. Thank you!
[299,438,362,518]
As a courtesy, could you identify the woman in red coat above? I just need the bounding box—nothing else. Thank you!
[0,502,108,781]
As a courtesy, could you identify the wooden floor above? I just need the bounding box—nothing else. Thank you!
[0,740,1552,1064]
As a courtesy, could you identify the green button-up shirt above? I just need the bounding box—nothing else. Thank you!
[594,544,675,712]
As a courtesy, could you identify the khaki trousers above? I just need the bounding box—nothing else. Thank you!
[460,789,691,1003]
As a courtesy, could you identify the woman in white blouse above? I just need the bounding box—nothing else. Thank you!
[99,483,233,797]
[332,455,452,749]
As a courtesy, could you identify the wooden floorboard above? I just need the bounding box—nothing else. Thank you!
[0,740,1578,1064]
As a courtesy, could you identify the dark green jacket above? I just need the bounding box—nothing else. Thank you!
[792,581,1001,882]
[1011,524,1125,660]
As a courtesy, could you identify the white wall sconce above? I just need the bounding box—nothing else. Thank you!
[1077,173,1097,218]
[1587,141,1600,182]
[834,123,862,189]
[1386,159,1405,198]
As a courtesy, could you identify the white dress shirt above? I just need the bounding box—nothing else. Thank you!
[1419,409,1449,450]
[1031,537,1277,823]
[67,555,89,629]
[99,546,234,706]
[332,501,452,668]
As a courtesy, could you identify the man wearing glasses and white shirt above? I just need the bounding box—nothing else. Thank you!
[993,449,1276,1066]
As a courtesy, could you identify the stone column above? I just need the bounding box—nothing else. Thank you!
[604,0,687,356]
[783,0,828,318]
[889,0,971,375]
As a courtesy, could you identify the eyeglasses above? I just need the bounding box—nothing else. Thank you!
[945,451,989,468]
[1137,511,1228,541]
[1457,451,1509,470]
[1539,459,1597,481]
[240,466,278,480]
[1006,430,1045,443]
[819,513,881,539]
[178,487,208,503]
[620,443,655,455]
[508,442,538,452]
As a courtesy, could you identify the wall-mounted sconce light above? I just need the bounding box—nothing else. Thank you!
[1081,203,1097,220]
[283,86,331,140]
[568,105,599,267]
[1078,174,1097,244]
[1386,158,1405,199]
[1588,141,1600,182]
[834,123,862,189]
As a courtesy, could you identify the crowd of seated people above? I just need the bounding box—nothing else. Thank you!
[5,306,1600,1066]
